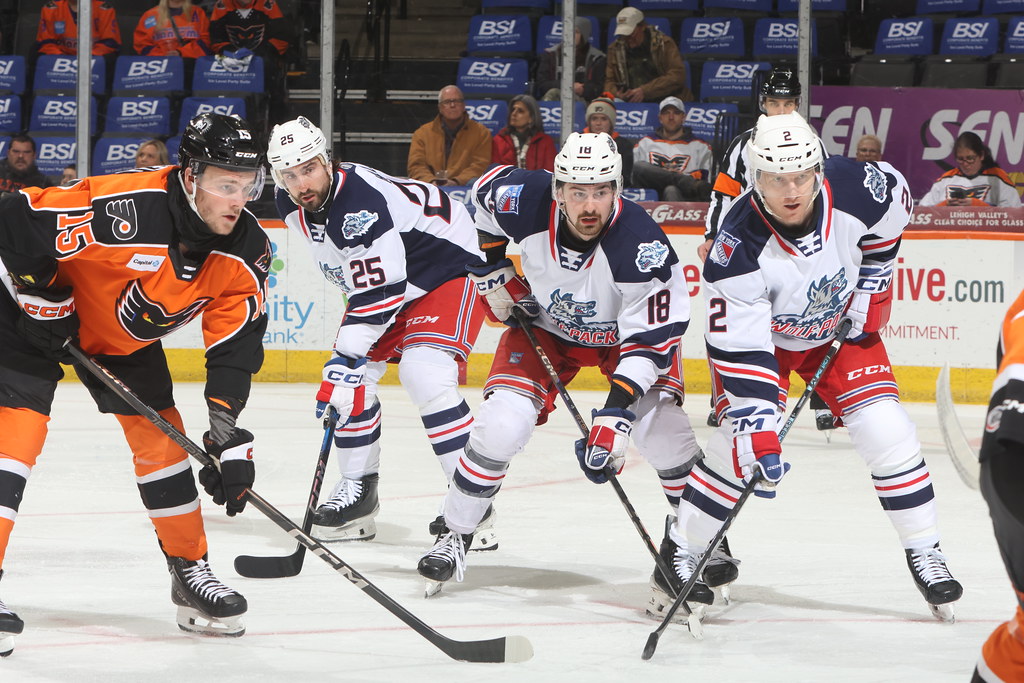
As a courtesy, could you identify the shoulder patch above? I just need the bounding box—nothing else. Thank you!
[144,16,157,28]
[635,240,669,272]
[863,164,887,203]
[709,232,740,267]
[495,184,523,214]
[341,210,378,239]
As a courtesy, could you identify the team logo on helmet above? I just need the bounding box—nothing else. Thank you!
[863,164,887,203]
[117,280,212,342]
[635,241,669,273]
[341,210,378,239]
[106,199,138,241]
[495,184,523,214]
[709,233,740,267]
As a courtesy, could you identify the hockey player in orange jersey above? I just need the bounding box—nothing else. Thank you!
[975,287,1024,682]
[0,113,270,655]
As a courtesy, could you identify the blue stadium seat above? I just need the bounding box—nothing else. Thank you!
[104,96,172,137]
[0,96,21,135]
[441,185,477,217]
[167,136,181,165]
[536,16,600,51]
[936,17,999,56]
[874,17,936,55]
[699,60,772,111]
[178,97,248,133]
[983,0,1024,13]
[0,56,26,96]
[778,0,846,10]
[607,16,670,47]
[193,55,264,95]
[465,99,510,134]
[917,0,979,12]
[1005,16,1024,51]
[537,101,585,138]
[33,135,78,177]
[684,101,739,141]
[456,57,531,99]
[614,102,659,139]
[92,137,148,176]
[752,17,818,61]
[620,187,659,202]
[481,0,551,18]
[33,55,106,95]
[29,95,97,135]
[467,15,534,57]
[113,55,186,95]
[679,17,746,61]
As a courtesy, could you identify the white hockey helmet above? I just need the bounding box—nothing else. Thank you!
[552,132,622,200]
[746,112,823,208]
[266,116,330,188]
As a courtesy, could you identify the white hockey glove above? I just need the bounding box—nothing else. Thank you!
[845,288,892,343]
[467,258,540,325]
[575,408,634,484]
[315,354,367,420]
[731,412,789,499]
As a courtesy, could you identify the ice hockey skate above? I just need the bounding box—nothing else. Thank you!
[312,473,379,542]
[702,536,740,604]
[0,570,23,657]
[906,543,963,623]
[418,529,472,598]
[428,505,498,552]
[648,525,713,638]
[168,556,247,637]
[706,409,718,427]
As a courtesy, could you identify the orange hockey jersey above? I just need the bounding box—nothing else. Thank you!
[134,5,212,59]
[210,0,289,56]
[36,0,121,56]
[0,167,270,400]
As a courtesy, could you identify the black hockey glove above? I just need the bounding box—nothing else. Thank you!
[200,428,255,516]
[14,283,79,363]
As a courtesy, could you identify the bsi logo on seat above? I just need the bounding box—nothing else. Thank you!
[467,61,512,78]
[887,21,924,38]
[479,20,516,36]
[127,60,169,76]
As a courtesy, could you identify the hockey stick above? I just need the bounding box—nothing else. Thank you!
[233,409,336,578]
[509,310,692,617]
[935,363,980,490]
[642,316,853,660]
[67,346,533,664]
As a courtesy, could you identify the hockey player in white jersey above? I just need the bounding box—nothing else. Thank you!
[416,132,705,605]
[670,112,963,620]
[268,117,494,546]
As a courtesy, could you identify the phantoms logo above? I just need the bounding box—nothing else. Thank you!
[117,280,211,341]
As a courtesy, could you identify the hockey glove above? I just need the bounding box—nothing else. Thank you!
[315,353,367,420]
[732,430,789,499]
[845,288,892,343]
[467,258,540,325]
[14,283,79,363]
[200,428,255,516]
[575,408,635,484]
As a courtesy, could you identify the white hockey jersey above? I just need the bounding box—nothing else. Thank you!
[471,165,690,395]
[702,156,911,417]
[276,162,483,358]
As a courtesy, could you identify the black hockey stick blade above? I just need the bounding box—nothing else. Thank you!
[68,347,534,664]
[234,410,337,578]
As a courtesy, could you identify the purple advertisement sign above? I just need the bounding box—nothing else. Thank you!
[808,85,1024,200]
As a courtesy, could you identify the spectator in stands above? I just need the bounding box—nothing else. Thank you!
[135,139,170,168]
[536,17,606,103]
[407,85,491,187]
[210,0,291,125]
[492,94,556,172]
[35,0,121,57]
[631,96,711,201]
[855,134,883,162]
[583,97,633,187]
[920,132,1022,208]
[604,7,692,104]
[0,135,52,195]
[60,164,77,186]
[135,0,212,58]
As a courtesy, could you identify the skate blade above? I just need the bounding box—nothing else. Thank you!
[646,587,708,632]
[176,606,246,637]
[0,634,14,657]
[929,602,956,623]
[713,584,732,605]
[314,518,377,543]
[424,580,444,598]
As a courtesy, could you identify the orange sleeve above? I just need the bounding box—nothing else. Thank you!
[134,9,159,55]
[92,3,121,56]
[36,6,66,55]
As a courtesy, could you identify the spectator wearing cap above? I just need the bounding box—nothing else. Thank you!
[583,97,634,186]
[631,96,711,201]
[536,17,607,103]
[854,134,883,162]
[605,7,691,104]
[492,94,556,172]
[407,84,492,186]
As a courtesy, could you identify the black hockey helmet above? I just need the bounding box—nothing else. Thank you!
[759,68,802,105]
[178,112,265,173]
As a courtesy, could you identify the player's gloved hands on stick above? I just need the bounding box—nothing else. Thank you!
[467,258,540,325]
[14,284,79,363]
[575,407,635,484]
[200,428,255,516]
[845,288,891,343]
[732,429,789,499]
[315,353,367,420]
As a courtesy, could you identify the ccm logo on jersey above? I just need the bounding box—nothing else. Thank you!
[846,364,891,380]
[406,315,440,325]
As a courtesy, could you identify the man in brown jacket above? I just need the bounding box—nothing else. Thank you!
[604,7,693,103]
[407,85,492,187]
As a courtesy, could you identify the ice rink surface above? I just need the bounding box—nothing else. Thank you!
[0,382,1006,682]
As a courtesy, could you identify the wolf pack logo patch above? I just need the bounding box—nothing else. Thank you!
[863,164,887,203]
[709,233,740,267]
[495,184,523,214]
[635,241,669,273]
[341,210,378,239]
[117,280,211,342]
[106,199,138,240]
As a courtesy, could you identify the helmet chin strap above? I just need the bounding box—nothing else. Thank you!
[179,166,203,221]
